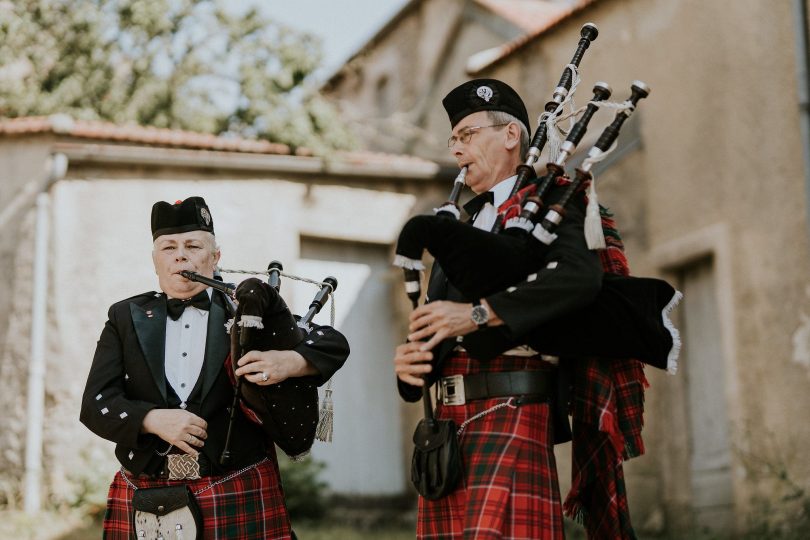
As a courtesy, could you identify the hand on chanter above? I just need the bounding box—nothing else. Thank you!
[408,299,503,351]
[142,409,208,457]
[394,341,433,386]
[407,300,478,351]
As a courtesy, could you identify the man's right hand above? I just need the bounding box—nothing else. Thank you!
[142,409,208,457]
[394,342,433,386]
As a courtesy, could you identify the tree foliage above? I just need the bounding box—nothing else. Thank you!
[0,0,354,152]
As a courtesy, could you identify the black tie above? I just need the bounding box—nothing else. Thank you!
[462,191,495,217]
[167,290,211,320]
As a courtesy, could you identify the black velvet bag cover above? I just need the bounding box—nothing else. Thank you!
[132,485,202,539]
[410,416,462,500]
[232,278,320,457]
[397,213,680,370]
[463,274,680,370]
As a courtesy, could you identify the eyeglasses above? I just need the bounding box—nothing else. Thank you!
[447,123,508,147]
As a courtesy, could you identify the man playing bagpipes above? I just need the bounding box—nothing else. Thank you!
[394,77,650,539]
[80,196,349,539]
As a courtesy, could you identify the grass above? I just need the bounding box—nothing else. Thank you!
[294,522,413,539]
[0,510,414,540]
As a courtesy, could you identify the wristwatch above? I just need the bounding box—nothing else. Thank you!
[471,299,490,329]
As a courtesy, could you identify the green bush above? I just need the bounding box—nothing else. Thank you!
[277,451,328,521]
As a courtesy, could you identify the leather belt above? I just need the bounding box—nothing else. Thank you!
[437,370,554,406]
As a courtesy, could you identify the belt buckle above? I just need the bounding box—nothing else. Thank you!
[167,454,201,480]
[440,375,466,406]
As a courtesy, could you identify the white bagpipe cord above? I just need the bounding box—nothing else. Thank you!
[316,295,336,443]
[578,98,636,250]
[219,267,337,443]
[544,64,582,163]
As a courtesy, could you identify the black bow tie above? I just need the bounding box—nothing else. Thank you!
[167,290,211,320]
[462,191,495,217]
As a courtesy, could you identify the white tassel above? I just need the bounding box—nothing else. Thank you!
[224,318,235,334]
[392,254,425,270]
[433,204,461,219]
[237,314,264,329]
[315,383,333,443]
[662,290,684,374]
[531,224,558,245]
[504,216,534,232]
[584,180,606,250]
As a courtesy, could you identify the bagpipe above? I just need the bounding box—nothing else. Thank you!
[180,264,337,461]
[394,25,681,373]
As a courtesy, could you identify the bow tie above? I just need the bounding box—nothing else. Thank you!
[167,289,211,320]
[462,191,495,217]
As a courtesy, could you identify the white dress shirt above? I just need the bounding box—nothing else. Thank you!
[472,175,518,230]
[164,288,212,407]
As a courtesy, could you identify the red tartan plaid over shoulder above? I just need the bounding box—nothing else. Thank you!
[563,206,647,540]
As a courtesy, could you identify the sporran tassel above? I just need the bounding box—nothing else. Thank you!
[315,381,334,443]
[584,180,606,250]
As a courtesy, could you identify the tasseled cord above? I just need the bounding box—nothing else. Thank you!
[584,180,606,250]
[315,381,333,443]
[580,99,636,250]
[315,279,338,443]
[580,140,618,250]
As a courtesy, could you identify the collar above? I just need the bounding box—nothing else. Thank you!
[490,175,518,209]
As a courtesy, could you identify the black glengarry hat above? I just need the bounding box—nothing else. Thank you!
[442,78,530,133]
[151,196,214,240]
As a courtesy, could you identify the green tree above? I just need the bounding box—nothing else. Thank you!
[0,0,354,153]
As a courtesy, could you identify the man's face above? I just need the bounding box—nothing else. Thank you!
[448,111,517,194]
[152,230,220,299]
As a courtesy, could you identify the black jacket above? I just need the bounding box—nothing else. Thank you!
[80,289,349,476]
[397,189,602,403]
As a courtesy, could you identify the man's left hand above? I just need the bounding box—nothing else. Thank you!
[235,349,316,385]
[408,300,478,351]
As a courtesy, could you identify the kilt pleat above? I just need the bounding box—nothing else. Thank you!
[417,352,564,540]
[103,458,292,539]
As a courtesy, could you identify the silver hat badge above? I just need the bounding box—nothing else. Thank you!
[476,85,493,102]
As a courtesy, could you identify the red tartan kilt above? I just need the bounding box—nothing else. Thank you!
[103,458,292,539]
[417,351,564,540]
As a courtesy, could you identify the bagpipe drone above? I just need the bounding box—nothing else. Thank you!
[181,263,337,461]
[394,23,681,372]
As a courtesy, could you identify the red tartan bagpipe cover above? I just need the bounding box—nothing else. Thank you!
[225,278,319,458]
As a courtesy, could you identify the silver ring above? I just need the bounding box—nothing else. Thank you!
[186,434,193,443]
[261,372,268,382]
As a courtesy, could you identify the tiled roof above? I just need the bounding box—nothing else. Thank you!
[0,114,443,174]
[467,0,601,74]
[473,0,580,34]
[0,114,302,155]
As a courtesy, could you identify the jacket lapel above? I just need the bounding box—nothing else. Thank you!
[200,291,230,402]
[130,295,168,401]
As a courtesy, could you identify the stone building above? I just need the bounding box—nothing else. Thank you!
[0,115,455,509]
[323,0,810,535]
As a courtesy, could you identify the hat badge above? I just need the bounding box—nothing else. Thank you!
[200,207,211,226]
[476,85,494,102]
